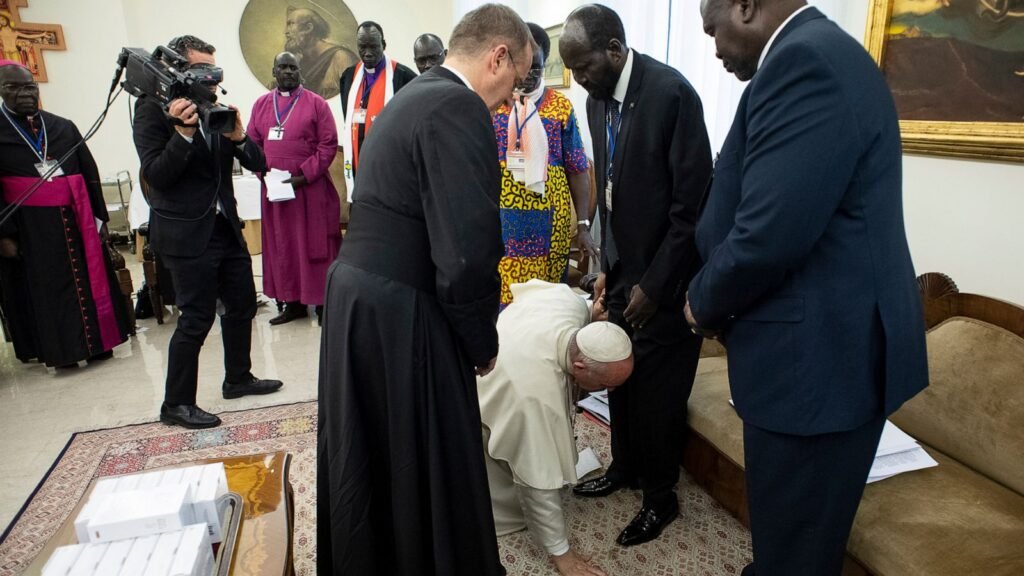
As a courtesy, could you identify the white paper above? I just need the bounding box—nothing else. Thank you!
[575,447,602,480]
[875,421,922,457]
[577,396,610,425]
[867,447,938,483]
[265,168,296,202]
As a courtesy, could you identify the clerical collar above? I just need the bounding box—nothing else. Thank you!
[277,86,301,97]
[364,57,384,75]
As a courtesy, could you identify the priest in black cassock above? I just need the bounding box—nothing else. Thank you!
[316,5,535,575]
[0,60,130,367]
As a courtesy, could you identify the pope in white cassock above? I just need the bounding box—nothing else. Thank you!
[478,280,634,576]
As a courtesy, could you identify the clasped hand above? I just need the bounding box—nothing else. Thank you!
[623,284,656,330]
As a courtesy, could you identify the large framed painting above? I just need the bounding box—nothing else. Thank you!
[239,0,358,100]
[864,0,1024,162]
[544,24,571,89]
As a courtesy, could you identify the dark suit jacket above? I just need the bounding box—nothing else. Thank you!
[341,66,502,367]
[688,8,929,436]
[588,52,713,319]
[339,61,418,120]
[132,99,266,258]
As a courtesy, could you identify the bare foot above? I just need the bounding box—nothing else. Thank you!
[551,548,608,576]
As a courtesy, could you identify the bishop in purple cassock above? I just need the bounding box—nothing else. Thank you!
[247,52,341,325]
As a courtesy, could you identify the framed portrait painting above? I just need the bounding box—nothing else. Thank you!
[239,0,358,101]
[864,0,1024,162]
[544,24,572,89]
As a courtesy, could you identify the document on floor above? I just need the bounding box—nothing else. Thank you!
[577,393,610,425]
[265,169,296,202]
[575,447,602,479]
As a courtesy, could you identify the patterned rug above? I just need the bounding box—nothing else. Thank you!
[0,402,751,576]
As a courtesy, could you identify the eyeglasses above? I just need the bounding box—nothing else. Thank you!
[1,82,39,93]
[413,52,445,66]
[505,48,527,92]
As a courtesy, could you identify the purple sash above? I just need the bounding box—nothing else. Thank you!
[2,174,122,352]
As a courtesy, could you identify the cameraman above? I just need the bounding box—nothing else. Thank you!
[132,35,282,429]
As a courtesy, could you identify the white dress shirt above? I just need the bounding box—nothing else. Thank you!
[757,4,815,71]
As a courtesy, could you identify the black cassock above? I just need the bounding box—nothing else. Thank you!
[317,67,505,575]
[0,111,130,366]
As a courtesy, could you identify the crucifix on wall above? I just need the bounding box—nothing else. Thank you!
[0,0,65,83]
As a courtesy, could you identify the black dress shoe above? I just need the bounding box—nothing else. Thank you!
[223,374,284,399]
[616,502,679,547]
[160,403,221,429]
[741,563,755,576]
[269,303,308,326]
[88,350,114,362]
[573,475,629,498]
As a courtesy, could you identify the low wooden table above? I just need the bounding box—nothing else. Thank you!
[27,452,295,576]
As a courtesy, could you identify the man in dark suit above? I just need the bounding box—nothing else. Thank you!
[559,4,713,547]
[133,35,283,429]
[687,2,929,574]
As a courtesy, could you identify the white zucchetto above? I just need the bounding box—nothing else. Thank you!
[576,322,632,363]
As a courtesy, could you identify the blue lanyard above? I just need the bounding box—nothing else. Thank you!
[606,105,622,179]
[272,87,301,127]
[2,104,47,161]
[510,103,539,151]
[360,70,381,104]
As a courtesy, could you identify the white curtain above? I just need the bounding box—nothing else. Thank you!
[449,0,844,154]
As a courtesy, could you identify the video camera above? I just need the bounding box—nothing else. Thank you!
[118,45,236,133]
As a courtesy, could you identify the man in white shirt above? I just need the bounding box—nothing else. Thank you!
[478,280,633,576]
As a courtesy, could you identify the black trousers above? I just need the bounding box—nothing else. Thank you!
[604,266,703,511]
[743,414,886,576]
[161,216,256,405]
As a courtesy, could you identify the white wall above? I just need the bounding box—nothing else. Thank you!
[22,0,453,181]
[837,2,1024,305]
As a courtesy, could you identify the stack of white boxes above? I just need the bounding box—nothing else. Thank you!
[42,463,228,576]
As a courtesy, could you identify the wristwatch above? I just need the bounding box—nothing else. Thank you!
[577,219,591,228]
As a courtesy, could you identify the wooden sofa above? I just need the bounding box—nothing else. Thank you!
[684,273,1024,575]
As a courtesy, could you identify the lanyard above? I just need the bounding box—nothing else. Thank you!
[510,101,540,151]
[606,104,622,180]
[273,87,302,128]
[360,69,381,106]
[2,104,47,162]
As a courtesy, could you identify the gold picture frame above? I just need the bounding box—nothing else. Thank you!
[544,23,572,89]
[864,0,1024,163]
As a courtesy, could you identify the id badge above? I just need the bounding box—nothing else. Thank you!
[36,160,64,180]
[605,181,614,211]
[507,150,527,182]
[353,108,368,124]
[269,127,285,141]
